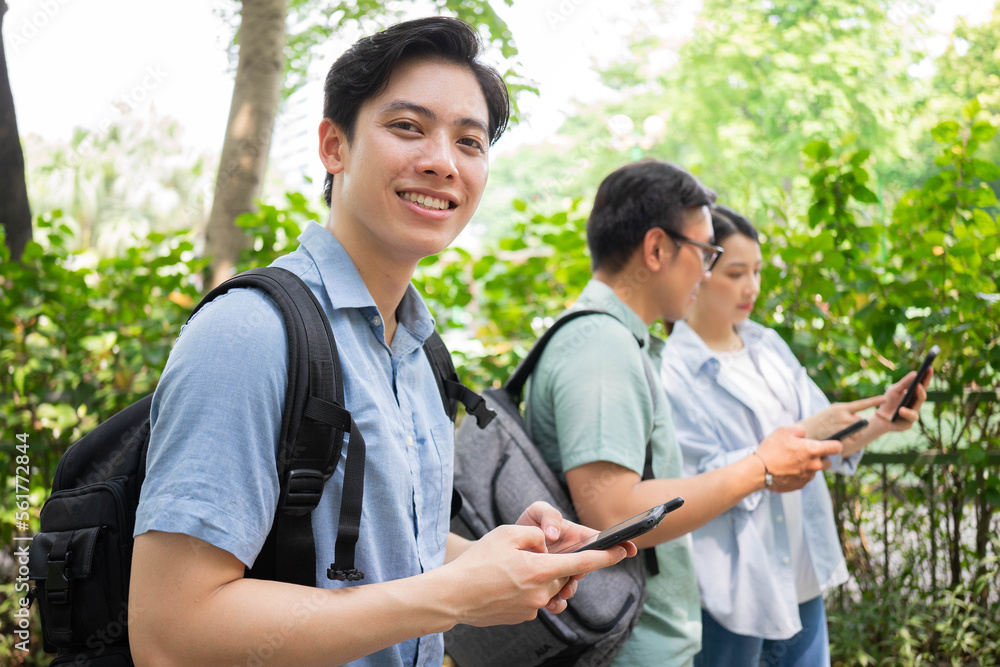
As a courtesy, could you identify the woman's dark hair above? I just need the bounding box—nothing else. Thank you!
[321,16,511,207]
[710,205,759,246]
[586,159,717,273]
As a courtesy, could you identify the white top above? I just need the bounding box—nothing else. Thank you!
[717,344,822,603]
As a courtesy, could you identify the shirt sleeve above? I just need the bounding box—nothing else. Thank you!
[763,329,862,475]
[661,363,765,513]
[537,317,653,477]
[135,288,288,568]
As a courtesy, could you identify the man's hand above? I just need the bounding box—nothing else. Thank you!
[515,501,636,556]
[754,425,843,493]
[443,503,636,623]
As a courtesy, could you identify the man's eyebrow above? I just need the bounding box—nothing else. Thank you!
[379,99,489,136]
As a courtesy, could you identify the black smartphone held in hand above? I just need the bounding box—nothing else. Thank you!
[891,345,940,423]
[556,498,684,554]
[822,418,868,441]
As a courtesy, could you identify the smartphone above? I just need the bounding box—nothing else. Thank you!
[891,345,940,422]
[556,498,684,554]
[822,418,868,441]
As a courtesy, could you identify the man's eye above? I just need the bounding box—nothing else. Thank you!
[459,137,484,152]
[393,121,419,132]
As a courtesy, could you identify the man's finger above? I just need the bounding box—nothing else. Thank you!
[548,545,629,580]
[505,524,550,553]
[814,438,844,458]
[519,501,563,543]
[783,424,807,438]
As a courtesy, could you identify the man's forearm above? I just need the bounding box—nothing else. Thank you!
[566,456,764,550]
[130,532,461,667]
[446,531,474,563]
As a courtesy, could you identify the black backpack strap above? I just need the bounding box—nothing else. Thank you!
[503,309,611,401]
[423,330,495,520]
[195,267,367,585]
[42,532,74,645]
[507,308,660,575]
[423,331,496,429]
[638,353,661,577]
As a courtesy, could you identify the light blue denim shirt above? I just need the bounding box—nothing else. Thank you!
[136,222,454,666]
[661,320,860,640]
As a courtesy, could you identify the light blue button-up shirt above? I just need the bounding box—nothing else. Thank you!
[136,222,454,666]
[661,320,859,640]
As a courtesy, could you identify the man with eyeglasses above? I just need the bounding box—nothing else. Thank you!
[524,160,841,666]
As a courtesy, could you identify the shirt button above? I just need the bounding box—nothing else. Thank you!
[406,435,414,447]
[782,557,790,565]
[372,315,383,328]
[776,515,784,523]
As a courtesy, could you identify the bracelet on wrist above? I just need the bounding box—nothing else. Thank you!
[751,449,773,488]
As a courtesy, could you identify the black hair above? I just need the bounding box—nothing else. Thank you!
[711,205,759,246]
[321,16,511,207]
[586,159,717,273]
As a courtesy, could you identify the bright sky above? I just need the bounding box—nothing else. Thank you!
[5,0,995,172]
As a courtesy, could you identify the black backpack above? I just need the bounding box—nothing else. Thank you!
[27,266,494,666]
[446,310,659,667]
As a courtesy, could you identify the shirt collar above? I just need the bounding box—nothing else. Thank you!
[572,278,651,348]
[296,222,435,342]
[668,319,769,377]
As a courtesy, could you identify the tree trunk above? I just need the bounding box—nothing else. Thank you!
[0,0,32,261]
[204,0,287,289]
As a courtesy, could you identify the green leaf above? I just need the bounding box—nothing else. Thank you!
[970,159,1000,181]
[808,202,827,227]
[965,444,986,465]
[973,185,998,207]
[925,231,946,245]
[971,209,996,233]
[971,121,997,143]
[853,185,879,204]
[961,97,981,120]
[511,198,527,212]
[931,121,961,144]
[803,140,832,161]
[849,149,871,167]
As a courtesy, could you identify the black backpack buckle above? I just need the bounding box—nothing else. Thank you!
[45,553,72,605]
[279,469,325,515]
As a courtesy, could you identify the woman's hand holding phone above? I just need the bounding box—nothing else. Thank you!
[800,397,883,442]
[874,347,937,431]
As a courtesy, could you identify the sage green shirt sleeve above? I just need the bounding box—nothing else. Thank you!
[526,313,653,477]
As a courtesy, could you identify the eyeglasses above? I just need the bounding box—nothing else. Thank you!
[664,230,724,272]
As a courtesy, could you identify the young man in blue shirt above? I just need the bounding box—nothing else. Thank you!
[129,18,632,666]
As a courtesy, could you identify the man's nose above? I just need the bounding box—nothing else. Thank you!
[417,133,457,180]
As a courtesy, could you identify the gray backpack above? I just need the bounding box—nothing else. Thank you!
[447,310,659,667]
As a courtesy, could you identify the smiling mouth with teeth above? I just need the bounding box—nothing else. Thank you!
[399,191,454,211]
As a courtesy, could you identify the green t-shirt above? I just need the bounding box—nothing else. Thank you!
[525,279,701,667]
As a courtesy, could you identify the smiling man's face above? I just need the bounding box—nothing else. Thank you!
[322,57,491,266]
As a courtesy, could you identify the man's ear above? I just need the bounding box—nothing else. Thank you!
[319,118,348,175]
[644,227,672,271]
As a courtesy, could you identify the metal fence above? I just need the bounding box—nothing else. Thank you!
[830,391,1000,607]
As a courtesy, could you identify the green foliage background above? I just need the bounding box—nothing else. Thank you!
[3,1,1000,664]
